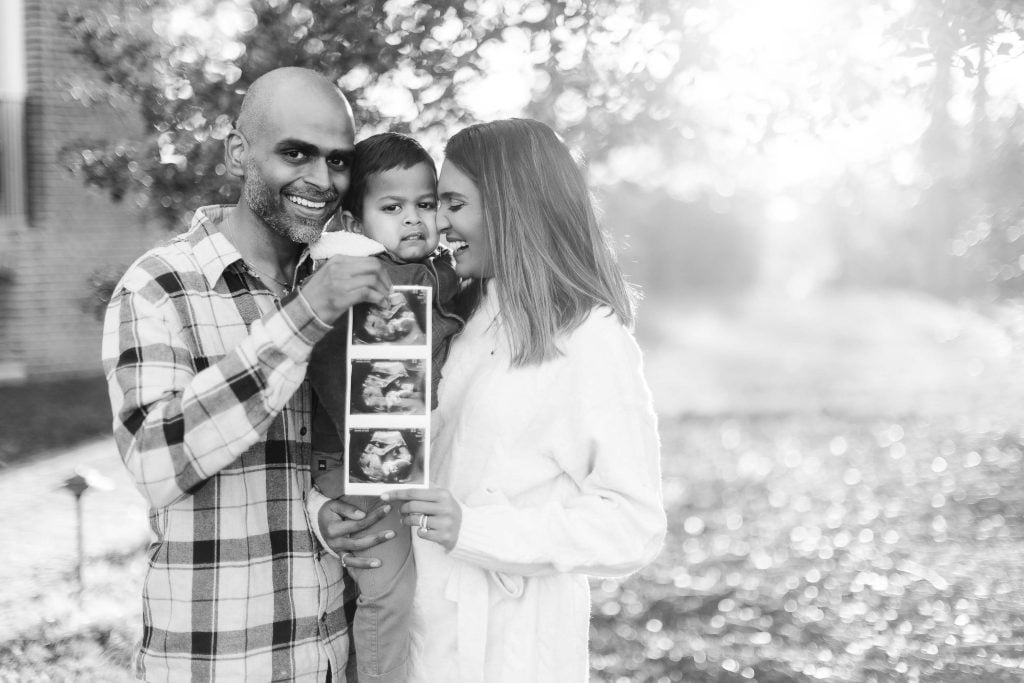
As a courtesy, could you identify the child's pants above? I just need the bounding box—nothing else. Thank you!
[313,454,415,683]
[309,309,417,681]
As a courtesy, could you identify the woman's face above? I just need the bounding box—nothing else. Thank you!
[437,161,493,279]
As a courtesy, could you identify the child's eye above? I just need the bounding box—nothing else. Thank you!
[381,204,401,214]
[418,201,437,210]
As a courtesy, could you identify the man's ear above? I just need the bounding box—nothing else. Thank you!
[341,210,363,234]
[224,129,247,179]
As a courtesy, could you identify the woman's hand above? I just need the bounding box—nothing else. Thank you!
[382,487,463,551]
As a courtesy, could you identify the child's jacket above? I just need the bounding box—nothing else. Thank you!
[306,232,469,452]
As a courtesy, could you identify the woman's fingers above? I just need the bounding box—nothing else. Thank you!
[383,487,462,550]
[397,499,457,523]
[415,528,444,544]
[381,488,442,504]
[411,516,457,549]
[386,489,454,517]
[399,508,457,548]
[396,499,443,516]
[400,510,452,528]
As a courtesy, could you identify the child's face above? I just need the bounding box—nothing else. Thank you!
[350,162,439,262]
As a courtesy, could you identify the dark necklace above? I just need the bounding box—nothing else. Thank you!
[223,221,292,294]
[242,261,292,293]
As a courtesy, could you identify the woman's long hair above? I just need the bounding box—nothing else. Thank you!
[444,118,636,366]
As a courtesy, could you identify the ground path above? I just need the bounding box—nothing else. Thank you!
[0,437,148,640]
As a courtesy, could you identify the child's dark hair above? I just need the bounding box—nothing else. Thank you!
[342,133,437,219]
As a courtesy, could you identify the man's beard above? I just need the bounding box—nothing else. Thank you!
[243,160,336,244]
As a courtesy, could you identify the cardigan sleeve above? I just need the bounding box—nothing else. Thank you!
[447,314,667,578]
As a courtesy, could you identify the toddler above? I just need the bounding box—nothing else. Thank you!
[305,132,468,683]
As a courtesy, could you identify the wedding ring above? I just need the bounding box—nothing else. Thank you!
[419,514,430,531]
[340,552,353,568]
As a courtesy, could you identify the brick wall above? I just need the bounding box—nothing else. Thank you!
[0,0,166,381]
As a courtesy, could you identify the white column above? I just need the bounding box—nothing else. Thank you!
[0,0,26,101]
[0,0,26,217]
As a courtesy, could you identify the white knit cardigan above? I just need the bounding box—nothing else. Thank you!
[408,286,667,683]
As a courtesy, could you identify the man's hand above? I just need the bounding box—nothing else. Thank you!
[317,498,394,568]
[300,255,392,325]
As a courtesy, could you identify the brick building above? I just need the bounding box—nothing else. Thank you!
[0,0,162,382]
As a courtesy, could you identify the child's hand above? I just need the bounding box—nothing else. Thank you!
[382,488,462,551]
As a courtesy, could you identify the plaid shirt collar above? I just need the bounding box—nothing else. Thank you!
[189,204,315,291]
[189,205,244,288]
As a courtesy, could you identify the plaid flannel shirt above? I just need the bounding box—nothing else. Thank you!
[102,205,352,682]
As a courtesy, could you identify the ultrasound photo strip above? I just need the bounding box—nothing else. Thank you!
[343,285,432,495]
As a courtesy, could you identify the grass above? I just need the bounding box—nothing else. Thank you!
[590,414,1024,682]
[0,548,143,682]
[3,413,1024,681]
[0,376,112,467]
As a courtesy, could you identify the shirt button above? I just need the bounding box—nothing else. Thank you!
[300,426,308,436]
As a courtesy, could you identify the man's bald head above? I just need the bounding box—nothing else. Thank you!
[225,66,357,244]
[236,67,354,139]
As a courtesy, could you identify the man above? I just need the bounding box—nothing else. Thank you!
[102,67,391,682]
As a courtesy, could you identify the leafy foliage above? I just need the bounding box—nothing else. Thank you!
[59,0,709,229]
[884,1,1024,295]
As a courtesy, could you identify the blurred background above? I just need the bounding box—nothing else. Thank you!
[3,0,1024,681]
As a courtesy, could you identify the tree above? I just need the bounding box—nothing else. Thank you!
[889,0,1024,295]
[61,0,711,229]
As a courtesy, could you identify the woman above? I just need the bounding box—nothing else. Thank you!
[383,118,666,682]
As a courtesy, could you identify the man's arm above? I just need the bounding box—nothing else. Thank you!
[103,282,326,508]
[102,255,391,509]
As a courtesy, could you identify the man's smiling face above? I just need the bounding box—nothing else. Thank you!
[240,90,355,244]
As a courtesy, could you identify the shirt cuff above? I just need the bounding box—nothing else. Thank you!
[294,286,331,329]
[306,487,340,558]
[268,288,333,362]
